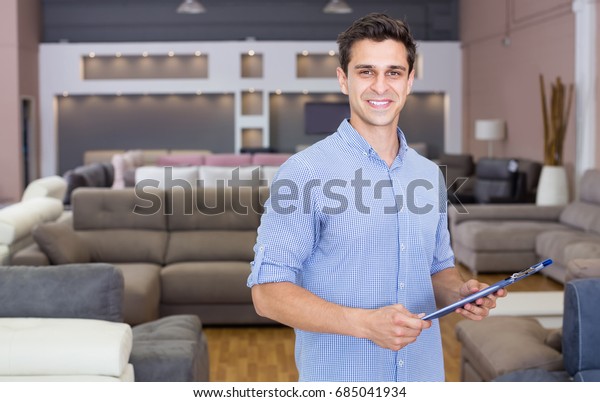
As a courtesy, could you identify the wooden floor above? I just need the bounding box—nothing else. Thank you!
[204,264,564,382]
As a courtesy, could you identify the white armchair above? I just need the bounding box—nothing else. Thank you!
[0,318,133,381]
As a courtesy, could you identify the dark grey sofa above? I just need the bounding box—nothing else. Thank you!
[63,162,115,205]
[449,169,600,281]
[12,186,272,326]
[0,264,209,382]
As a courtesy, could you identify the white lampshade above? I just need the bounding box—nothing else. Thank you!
[475,119,506,141]
[475,119,506,158]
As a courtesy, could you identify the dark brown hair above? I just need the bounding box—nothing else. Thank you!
[337,13,417,75]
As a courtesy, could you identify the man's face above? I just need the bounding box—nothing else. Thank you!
[337,39,414,134]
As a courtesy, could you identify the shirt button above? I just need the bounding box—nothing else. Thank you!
[399,282,405,289]
[400,243,406,251]
[363,151,368,156]
[398,359,404,367]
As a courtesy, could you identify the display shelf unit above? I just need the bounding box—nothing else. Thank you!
[39,41,461,176]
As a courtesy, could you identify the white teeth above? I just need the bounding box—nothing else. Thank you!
[369,101,388,106]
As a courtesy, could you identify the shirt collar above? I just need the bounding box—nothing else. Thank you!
[336,119,409,161]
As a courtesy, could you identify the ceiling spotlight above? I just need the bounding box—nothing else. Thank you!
[176,0,206,14]
[323,0,353,14]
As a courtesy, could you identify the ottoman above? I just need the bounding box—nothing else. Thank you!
[455,316,563,381]
[131,315,209,382]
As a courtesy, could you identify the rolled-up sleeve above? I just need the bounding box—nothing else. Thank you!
[247,158,321,287]
[431,170,455,274]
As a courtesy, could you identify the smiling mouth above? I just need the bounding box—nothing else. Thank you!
[367,100,392,108]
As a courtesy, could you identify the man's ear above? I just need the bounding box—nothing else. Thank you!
[336,67,349,95]
[407,69,415,94]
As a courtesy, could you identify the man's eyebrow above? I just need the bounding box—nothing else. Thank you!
[353,64,407,71]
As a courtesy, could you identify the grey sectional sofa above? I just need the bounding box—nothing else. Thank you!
[0,263,208,382]
[12,186,271,326]
[449,169,600,282]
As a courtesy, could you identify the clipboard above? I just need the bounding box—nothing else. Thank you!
[422,259,553,321]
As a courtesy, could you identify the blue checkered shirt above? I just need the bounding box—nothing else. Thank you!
[247,120,454,381]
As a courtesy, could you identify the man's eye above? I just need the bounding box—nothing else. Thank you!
[359,70,373,75]
[388,71,401,76]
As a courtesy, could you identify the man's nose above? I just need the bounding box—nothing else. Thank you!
[370,74,388,94]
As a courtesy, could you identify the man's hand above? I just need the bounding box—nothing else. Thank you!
[354,304,432,351]
[455,279,507,320]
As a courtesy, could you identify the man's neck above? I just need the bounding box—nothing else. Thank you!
[355,124,400,167]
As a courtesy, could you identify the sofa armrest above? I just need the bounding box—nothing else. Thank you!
[566,259,600,282]
[10,243,50,266]
[449,203,564,226]
[0,264,124,321]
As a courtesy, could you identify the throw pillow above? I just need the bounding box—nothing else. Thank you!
[33,222,91,265]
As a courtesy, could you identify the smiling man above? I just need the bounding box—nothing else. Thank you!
[247,13,505,382]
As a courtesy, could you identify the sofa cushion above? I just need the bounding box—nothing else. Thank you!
[80,230,167,265]
[452,220,566,252]
[563,242,600,266]
[536,229,600,266]
[0,198,64,245]
[131,315,209,382]
[135,166,199,189]
[73,188,167,231]
[455,316,563,381]
[165,231,256,264]
[157,154,205,167]
[198,166,261,188]
[161,262,253,304]
[33,222,90,265]
[0,264,124,322]
[167,187,261,231]
[579,169,600,205]
[21,176,67,202]
[559,201,600,233]
[204,153,252,166]
[566,258,600,282]
[114,263,161,325]
[0,318,132,377]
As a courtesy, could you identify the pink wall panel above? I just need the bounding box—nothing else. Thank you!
[461,0,576,172]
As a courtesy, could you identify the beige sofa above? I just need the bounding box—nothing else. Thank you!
[12,186,271,326]
[449,169,600,282]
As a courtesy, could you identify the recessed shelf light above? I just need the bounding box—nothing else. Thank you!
[248,88,255,93]
[168,51,175,57]
[195,51,202,56]
[196,90,202,95]
[88,52,95,58]
[302,89,309,95]
[248,50,255,56]
[116,91,122,96]
[142,51,149,57]
[275,89,282,95]
[115,52,122,58]
[62,92,69,97]
[302,50,309,56]
[329,50,336,56]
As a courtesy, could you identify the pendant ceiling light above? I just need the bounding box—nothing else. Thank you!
[176,0,206,14]
[323,0,353,14]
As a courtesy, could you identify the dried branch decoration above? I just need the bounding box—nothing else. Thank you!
[539,74,574,166]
